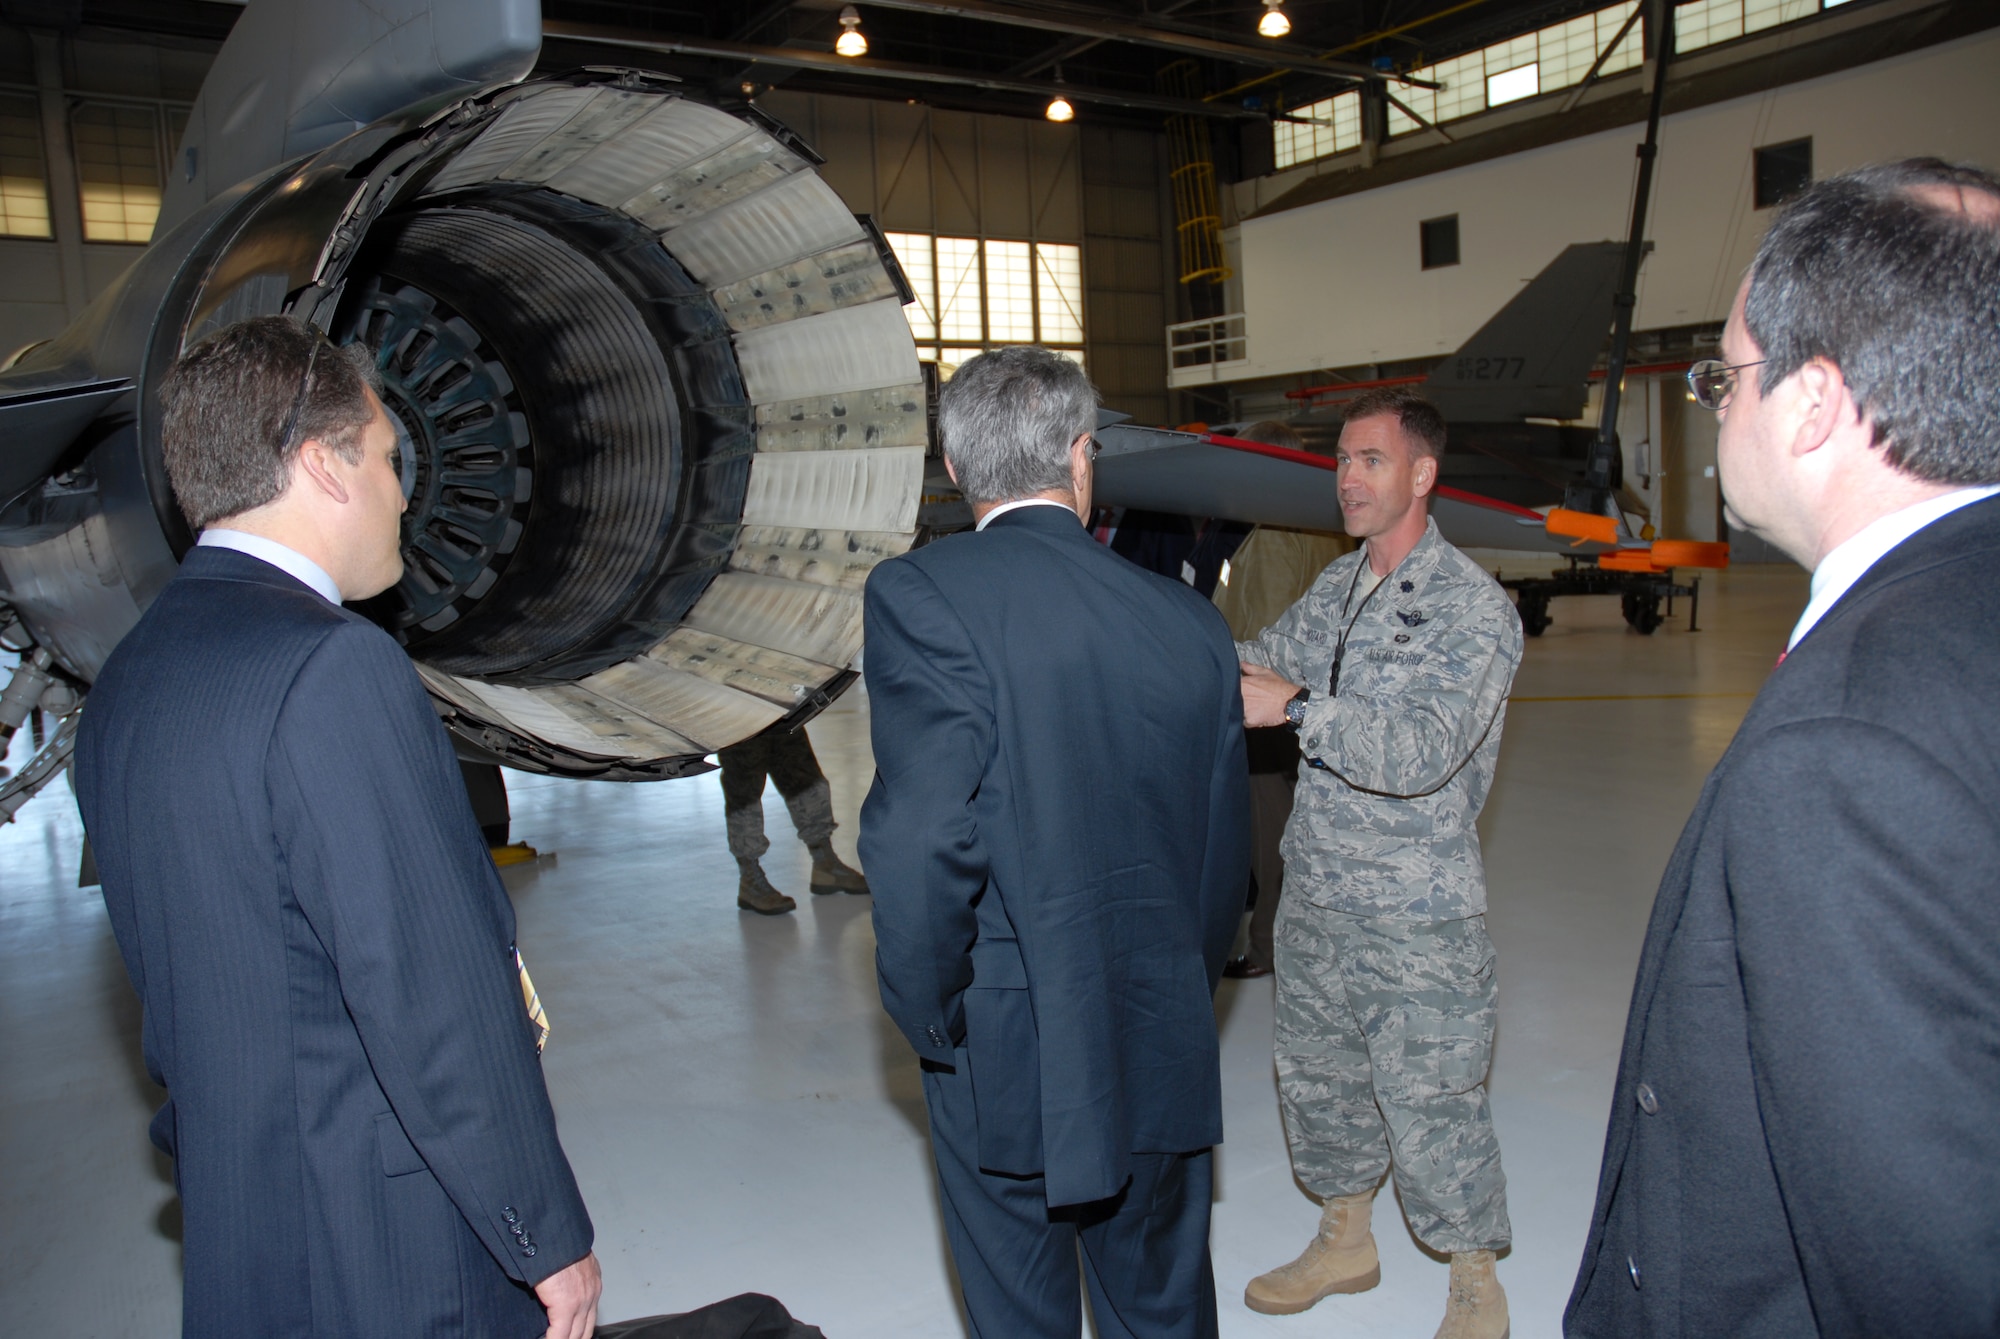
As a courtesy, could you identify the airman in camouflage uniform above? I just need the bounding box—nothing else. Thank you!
[1235,390,1522,1339]
[720,728,869,915]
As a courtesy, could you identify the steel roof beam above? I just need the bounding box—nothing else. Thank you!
[541,19,1270,118]
[856,0,1382,82]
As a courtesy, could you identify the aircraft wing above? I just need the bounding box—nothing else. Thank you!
[0,379,131,513]
[1092,421,1617,556]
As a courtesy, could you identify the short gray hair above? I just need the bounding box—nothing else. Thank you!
[1744,158,2000,485]
[938,346,1098,505]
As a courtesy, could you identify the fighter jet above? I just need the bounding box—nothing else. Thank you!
[1085,240,1728,634]
[0,0,927,821]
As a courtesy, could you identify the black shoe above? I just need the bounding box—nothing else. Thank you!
[1222,956,1272,979]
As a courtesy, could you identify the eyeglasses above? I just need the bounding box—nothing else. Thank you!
[1686,358,1764,411]
[275,339,325,452]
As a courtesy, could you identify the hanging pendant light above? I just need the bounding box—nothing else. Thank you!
[1046,65,1075,122]
[1258,0,1291,38]
[835,6,869,57]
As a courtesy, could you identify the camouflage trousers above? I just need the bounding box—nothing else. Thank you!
[1273,902,1511,1255]
[718,729,836,861]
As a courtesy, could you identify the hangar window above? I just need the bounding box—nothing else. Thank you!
[1273,90,1361,170]
[0,93,52,238]
[1421,215,1460,270]
[1388,1,1640,136]
[1677,0,1840,53]
[72,101,162,243]
[886,232,1086,372]
[985,240,1036,342]
[1753,138,1812,209]
[1486,63,1540,107]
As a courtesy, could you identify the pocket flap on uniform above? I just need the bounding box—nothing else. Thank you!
[375,1111,428,1177]
[969,938,1028,989]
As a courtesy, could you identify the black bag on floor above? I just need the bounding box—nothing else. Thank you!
[595,1292,826,1339]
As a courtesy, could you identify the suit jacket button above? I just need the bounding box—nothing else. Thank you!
[1628,1256,1642,1289]
[523,1244,536,1257]
[1636,1082,1660,1115]
[926,1026,945,1047]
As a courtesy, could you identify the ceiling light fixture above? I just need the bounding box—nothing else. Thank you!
[835,6,868,57]
[1046,64,1075,122]
[1258,0,1291,38]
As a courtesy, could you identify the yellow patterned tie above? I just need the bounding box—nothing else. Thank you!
[513,945,549,1053]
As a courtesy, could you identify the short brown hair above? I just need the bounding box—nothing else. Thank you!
[158,316,381,531]
[1341,388,1446,461]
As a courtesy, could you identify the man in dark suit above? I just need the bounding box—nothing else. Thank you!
[1567,160,2000,1337]
[860,346,1250,1338]
[75,316,600,1338]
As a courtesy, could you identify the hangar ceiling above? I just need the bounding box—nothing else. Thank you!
[58,0,1634,131]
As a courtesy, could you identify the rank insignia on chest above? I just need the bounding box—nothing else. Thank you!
[1397,610,1429,627]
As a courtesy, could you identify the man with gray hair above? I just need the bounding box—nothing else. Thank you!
[860,346,1250,1337]
[1568,159,2000,1336]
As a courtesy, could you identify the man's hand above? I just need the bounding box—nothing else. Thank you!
[1240,662,1303,729]
[536,1251,602,1339]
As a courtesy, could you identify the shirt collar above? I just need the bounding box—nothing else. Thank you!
[975,497,1080,531]
[1788,485,2000,649]
[197,529,344,605]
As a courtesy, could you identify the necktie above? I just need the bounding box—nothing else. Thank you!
[513,945,549,1053]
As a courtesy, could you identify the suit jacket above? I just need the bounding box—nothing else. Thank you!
[74,547,591,1339]
[1566,495,2000,1338]
[860,503,1251,1209]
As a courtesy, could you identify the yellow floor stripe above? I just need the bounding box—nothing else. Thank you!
[1511,691,1760,703]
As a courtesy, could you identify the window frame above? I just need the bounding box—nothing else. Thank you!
[884,231,1088,375]
[1420,214,1461,271]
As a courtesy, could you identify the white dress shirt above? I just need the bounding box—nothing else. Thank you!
[197,529,343,605]
[975,497,1080,531]
[1788,485,2000,650]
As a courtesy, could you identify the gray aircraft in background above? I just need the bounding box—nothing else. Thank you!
[0,0,929,821]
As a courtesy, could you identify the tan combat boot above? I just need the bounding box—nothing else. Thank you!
[806,840,870,895]
[1243,1191,1381,1315]
[737,860,797,915]
[1433,1250,1509,1339]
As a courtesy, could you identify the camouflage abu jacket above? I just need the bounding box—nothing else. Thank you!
[1238,516,1523,921]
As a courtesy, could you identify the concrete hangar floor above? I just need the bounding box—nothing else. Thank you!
[0,565,1809,1337]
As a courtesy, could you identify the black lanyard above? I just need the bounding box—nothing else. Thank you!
[1329,555,1394,697]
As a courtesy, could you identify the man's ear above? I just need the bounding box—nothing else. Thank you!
[943,455,959,487]
[1412,451,1439,499]
[293,439,352,506]
[1785,357,1855,459]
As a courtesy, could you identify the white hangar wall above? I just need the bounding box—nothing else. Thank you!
[1234,26,2000,380]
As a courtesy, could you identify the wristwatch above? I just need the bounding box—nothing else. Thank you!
[1283,686,1310,730]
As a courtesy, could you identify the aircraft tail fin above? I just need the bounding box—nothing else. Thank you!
[158,0,543,236]
[1421,241,1633,422]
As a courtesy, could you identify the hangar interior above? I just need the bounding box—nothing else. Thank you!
[1,0,1996,1333]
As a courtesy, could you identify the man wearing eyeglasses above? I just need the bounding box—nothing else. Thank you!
[1568,160,2000,1337]
[74,315,600,1339]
